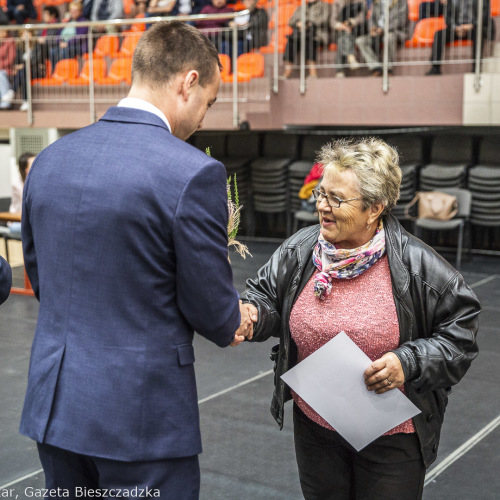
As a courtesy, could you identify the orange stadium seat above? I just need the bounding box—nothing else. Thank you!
[260,32,288,54]
[491,0,499,16]
[84,35,120,59]
[68,58,108,85]
[236,52,265,79]
[218,53,232,80]
[37,58,79,86]
[268,4,296,30]
[118,33,143,57]
[407,0,422,21]
[405,17,446,47]
[97,57,132,85]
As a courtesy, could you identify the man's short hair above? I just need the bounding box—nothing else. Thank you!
[132,21,220,88]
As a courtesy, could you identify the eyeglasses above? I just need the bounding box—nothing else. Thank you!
[312,188,362,209]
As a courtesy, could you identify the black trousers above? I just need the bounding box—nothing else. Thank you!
[293,405,425,500]
[284,27,319,64]
[430,25,492,71]
[37,442,200,500]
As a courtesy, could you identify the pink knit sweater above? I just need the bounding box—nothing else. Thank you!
[289,255,415,435]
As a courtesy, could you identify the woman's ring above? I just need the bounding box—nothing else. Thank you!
[386,379,392,386]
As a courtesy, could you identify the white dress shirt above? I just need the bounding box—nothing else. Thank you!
[117,97,171,132]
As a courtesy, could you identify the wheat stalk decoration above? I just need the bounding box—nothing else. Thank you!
[206,147,251,260]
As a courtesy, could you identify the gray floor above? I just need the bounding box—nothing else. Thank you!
[1,240,499,499]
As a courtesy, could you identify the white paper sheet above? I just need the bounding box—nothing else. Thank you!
[281,331,420,451]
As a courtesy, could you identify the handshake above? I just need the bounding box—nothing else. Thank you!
[231,301,259,346]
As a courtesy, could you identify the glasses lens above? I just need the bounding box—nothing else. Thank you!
[331,196,342,208]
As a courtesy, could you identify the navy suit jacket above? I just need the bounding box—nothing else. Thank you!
[20,107,241,461]
[0,255,11,304]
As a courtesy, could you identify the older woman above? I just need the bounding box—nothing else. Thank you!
[241,137,480,499]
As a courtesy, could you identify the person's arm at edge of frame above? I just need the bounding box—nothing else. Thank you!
[0,255,12,305]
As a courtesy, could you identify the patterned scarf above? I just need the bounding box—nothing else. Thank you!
[312,220,386,300]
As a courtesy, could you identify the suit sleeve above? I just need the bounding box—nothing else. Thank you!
[173,161,240,347]
[0,256,12,305]
[21,163,40,301]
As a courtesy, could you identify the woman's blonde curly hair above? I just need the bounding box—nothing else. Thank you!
[317,137,402,217]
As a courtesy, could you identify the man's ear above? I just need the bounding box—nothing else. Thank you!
[181,70,199,100]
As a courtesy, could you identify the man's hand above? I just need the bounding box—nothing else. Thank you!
[364,352,405,394]
[230,301,258,346]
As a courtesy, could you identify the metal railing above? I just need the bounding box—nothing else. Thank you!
[269,0,498,94]
[8,10,262,126]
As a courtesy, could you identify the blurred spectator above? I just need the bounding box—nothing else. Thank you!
[355,0,408,76]
[192,0,211,14]
[195,0,232,50]
[147,0,179,16]
[7,0,37,25]
[222,0,268,57]
[330,0,366,78]
[177,0,191,15]
[5,152,36,235]
[132,0,149,16]
[426,0,495,75]
[49,1,88,67]
[36,6,60,71]
[419,0,447,19]
[83,0,124,32]
[282,0,331,79]
[9,152,36,228]
[0,23,15,109]
[12,29,42,111]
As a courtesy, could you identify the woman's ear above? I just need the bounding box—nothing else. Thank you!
[367,202,385,225]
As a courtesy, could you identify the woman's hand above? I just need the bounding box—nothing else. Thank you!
[364,352,405,394]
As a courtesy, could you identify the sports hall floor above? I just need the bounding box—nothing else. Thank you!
[0,238,499,499]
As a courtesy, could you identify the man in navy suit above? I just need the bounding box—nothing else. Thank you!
[0,255,11,304]
[20,21,256,499]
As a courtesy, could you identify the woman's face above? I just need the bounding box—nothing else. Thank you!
[316,168,381,249]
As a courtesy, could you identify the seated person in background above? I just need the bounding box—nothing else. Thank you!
[147,0,178,16]
[36,6,60,71]
[12,30,40,111]
[191,0,210,14]
[418,0,447,20]
[7,0,37,25]
[330,0,366,78]
[222,0,268,57]
[0,255,12,306]
[49,1,88,68]
[195,0,232,50]
[83,0,124,33]
[355,0,408,76]
[0,23,16,109]
[282,0,331,79]
[8,152,36,235]
[426,0,495,75]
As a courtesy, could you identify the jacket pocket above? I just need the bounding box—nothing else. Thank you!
[177,344,195,366]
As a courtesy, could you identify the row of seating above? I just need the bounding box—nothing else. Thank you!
[33,57,132,86]
[188,132,500,239]
[32,50,266,87]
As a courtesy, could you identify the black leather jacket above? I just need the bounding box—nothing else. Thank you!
[241,214,480,468]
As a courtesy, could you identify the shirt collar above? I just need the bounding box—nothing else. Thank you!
[117,97,171,132]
